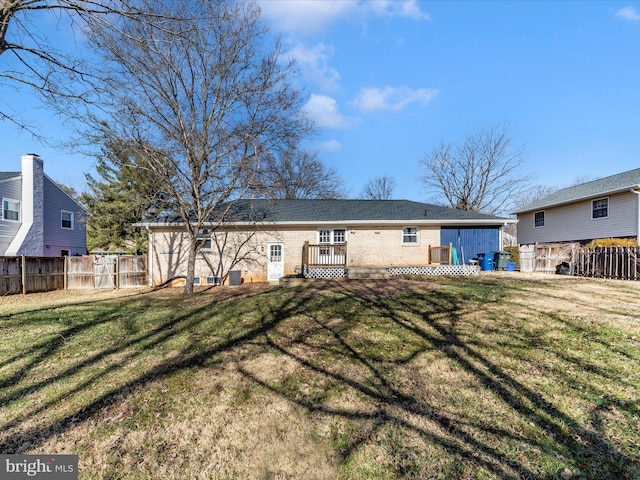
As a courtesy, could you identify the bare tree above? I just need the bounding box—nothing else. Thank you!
[361,175,396,200]
[77,0,311,293]
[512,184,558,210]
[420,125,531,215]
[252,148,344,199]
[0,0,149,133]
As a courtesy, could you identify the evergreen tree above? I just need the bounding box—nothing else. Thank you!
[80,142,170,254]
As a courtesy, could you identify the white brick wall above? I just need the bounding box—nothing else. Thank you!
[149,224,442,285]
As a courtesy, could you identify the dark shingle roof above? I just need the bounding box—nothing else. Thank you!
[0,172,20,181]
[513,168,640,214]
[149,199,510,225]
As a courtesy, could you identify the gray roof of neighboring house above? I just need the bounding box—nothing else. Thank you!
[513,168,640,214]
[144,199,512,226]
[0,172,20,181]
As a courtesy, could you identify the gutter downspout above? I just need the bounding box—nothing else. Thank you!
[630,187,640,245]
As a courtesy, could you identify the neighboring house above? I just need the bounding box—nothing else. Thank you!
[138,199,514,285]
[513,168,640,246]
[0,154,88,257]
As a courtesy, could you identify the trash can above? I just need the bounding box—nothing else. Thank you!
[478,252,494,271]
[507,262,516,272]
[494,251,511,270]
[555,262,572,276]
[228,270,242,286]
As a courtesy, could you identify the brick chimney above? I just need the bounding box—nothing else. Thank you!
[5,154,45,256]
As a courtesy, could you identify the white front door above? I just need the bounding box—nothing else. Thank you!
[267,243,284,281]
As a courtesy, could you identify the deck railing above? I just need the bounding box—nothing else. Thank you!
[302,241,347,268]
[428,243,452,265]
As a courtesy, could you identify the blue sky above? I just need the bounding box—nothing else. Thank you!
[2,1,640,205]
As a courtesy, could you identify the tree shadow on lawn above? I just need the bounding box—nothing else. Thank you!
[237,279,638,479]
[0,285,294,451]
[0,279,637,479]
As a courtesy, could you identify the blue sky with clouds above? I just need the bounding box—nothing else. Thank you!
[2,1,640,204]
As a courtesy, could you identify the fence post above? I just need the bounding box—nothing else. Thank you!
[64,256,68,290]
[21,255,26,295]
[343,241,347,267]
[116,256,120,289]
[303,241,309,272]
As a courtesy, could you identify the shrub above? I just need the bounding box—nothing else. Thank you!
[503,245,519,270]
[585,238,638,247]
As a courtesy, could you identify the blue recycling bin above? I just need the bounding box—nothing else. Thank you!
[477,252,494,271]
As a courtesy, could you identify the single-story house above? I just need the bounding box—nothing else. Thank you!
[1,154,87,257]
[513,168,640,246]
[138,199,515,285]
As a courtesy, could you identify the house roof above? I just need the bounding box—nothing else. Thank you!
[142,199,513,227]
[0,172,20,182]
[512,168,640,214]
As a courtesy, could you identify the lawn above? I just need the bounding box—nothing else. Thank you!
[0,274,639,479]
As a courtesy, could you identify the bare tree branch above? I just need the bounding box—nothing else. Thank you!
[420,125,532,215]
[251,148,345,200]
[0,0,165,133]
[361,175,396,200]
[73,0,312,293]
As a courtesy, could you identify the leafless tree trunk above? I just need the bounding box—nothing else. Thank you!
[420,125,531,215]
[75,0,311,293]
[361,175,396,200]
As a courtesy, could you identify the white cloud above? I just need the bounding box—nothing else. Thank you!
[368,0,430,21]
[302,94,355,129]
[258,0,428,35]
[615,6,640,22]
[287,43,341,92]
[351,86,438,112]
[258,0,358,35]
[320,139,342,153]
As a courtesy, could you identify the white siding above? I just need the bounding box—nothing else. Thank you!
[0,177,22,255]
[517,191,639,244]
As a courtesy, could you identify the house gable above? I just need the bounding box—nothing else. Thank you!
[42,175,88,256]
[1,155,88,257]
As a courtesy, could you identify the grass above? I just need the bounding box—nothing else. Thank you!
[0,275,639,479]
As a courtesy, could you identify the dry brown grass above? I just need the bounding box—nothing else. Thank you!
[1,274,639,479]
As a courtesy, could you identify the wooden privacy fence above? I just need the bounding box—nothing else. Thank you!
[0,255,147,296]
[0,256,65,295]
[519,243,579,273]
[574,246,640,280]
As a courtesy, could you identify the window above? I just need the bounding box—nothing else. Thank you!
[197,229,212,250]
[270,244,282,262]
[317,229,346,264]
[403,227,418,244]
[534,211,545,228]
[592,198,609,219]
[193,277,201,286]
[318,229,346,244]
[61,210,74,229]
[61,250,70,257]
[2,198,20,221]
